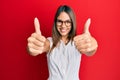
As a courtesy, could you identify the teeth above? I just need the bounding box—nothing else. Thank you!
[61,29,66,32]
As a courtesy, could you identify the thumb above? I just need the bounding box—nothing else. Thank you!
[34,17,41,35]
[84,18,91,35]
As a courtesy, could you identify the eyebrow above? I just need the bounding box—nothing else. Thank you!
[57,19,71,21]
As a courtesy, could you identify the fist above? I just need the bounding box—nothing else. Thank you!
[27,18,46,56]
[74,18,98,56]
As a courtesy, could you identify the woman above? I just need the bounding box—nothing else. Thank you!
[27,5,98,80]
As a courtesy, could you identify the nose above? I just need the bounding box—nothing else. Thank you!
[61,22,66,28]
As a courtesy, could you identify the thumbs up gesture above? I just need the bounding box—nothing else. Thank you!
[74,18,98,56]
[27,18,49,56]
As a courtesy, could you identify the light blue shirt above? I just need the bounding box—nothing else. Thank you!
[47,37,81,80]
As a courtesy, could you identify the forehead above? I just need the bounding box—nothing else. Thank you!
[57,12,70,20]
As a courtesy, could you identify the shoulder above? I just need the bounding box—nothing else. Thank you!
[47,37,52,41]
[47,37,53,48]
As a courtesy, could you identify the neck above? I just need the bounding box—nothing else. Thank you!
[61,36,68,45]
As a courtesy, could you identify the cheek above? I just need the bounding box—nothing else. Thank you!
[56,27,61,35]
[68,26,72,32]
[57,27,60,32]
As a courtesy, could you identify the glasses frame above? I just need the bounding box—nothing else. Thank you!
[56,19,72,27]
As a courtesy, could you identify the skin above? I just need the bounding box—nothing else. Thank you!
[56,12,72,44]
[27,12,98,56]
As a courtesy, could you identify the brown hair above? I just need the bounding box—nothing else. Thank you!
[50,5,76,52]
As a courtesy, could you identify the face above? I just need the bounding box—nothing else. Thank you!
[56,12,72,38]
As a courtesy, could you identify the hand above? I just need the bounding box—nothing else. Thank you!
[27,18,46,56]
[74,18,98,56]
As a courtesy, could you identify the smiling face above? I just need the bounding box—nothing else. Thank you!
[56,12,72,39]
[51,5,76,51]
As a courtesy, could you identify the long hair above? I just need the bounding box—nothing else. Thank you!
[50,5,76,52]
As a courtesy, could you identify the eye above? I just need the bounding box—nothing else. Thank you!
[56,20,62,26]
[65,20,71,26]
[66,20,71,23]
[57,20,62,23]
[56,19,72,26]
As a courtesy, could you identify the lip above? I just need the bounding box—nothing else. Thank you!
[60,29,67,33]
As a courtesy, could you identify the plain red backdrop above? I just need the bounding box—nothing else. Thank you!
[0,0,120,80]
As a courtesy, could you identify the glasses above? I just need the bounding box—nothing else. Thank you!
[56,19,72,27]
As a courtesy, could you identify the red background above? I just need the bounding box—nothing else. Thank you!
[0,0,120,80]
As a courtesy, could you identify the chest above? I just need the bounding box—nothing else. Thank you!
[48,43,81,68]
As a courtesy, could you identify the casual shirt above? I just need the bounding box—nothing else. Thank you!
[47,37,81,80]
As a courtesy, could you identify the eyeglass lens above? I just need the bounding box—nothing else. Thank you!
[56,19,71,26]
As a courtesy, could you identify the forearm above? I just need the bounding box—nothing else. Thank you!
[43,39,50,53]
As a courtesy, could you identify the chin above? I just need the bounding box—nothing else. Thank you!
[60,33,68,36]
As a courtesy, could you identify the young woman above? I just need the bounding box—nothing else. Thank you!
[27,5,98,80]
